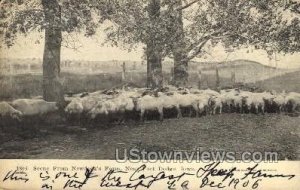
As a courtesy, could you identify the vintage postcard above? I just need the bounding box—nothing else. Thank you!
[0,0,299,189]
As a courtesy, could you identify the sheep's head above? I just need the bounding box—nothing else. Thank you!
[161,86,169,92]
[131,97,141,111]
[53,102,59,111]
[177,87,190,95]
[208,95,218,106]
[65,100,83,114]
[125,98,135,111]
[89,109,98,119]
[89,103,105,118]
[241,96,249,105]
[262,92,275,104]
[166,92,174,96]
[11,110,23,121]
[156,92,165,97]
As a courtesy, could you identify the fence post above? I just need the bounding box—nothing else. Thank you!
[216,66,220,89]
[197,69,202,89]
[122,62,126,82]
[231,71,235,85]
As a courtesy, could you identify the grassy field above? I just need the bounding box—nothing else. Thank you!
[0,113,299,160]
[1,70,299,101]
[1,59,298,100]
[0,71,233,100]
[256,70,300,93]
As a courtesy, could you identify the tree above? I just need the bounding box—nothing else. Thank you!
[100,0,167,88]
[0,0,103,103]
[165,0,188,87]
[101,0,299,88]
[146,0,163,88]
[41,0,63,103]
[164,0,300,87]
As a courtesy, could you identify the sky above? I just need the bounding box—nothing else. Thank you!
[1,31,300,69]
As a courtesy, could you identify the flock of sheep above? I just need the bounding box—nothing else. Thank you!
[64,86,300,122]
[1,85,300,124]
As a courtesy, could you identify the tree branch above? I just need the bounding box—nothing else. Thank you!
[186,37,210,61]
[176,0,201,11]
[185,31,231,61]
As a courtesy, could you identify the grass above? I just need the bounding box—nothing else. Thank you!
[0,113,299,160]
[0,72,231,100]
[256,70,300,93]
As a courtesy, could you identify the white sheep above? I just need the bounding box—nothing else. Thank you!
[87,91,136,120]
[241,92,274,114]
[89,99,118,119]
[273,92,287,113]
[157,92,181,118]
[134,95,164,121]
[11,99,58,116]
[220,89,241,112]
[65,94,110,115]
[210,95,223,115]
[285,92,300,112]
[64,98,84,114]
[0,101,23,121]
[202,89,220,97]
[196,94,211,116]
[172,92,200,117]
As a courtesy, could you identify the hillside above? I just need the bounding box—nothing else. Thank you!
[189,59,295,83]
[255,70,300,92]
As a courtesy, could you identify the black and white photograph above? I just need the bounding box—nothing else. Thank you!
[1,1,300,189]
[0,0,300,164]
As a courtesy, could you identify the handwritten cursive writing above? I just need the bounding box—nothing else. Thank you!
[3,170,29,183]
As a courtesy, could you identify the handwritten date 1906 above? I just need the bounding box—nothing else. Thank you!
[2,162,296,190]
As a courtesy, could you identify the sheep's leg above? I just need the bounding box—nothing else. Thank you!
[292,104,297,112]
[230,104,233,113]
[255,104,259,114]
[238,104,240,113]
[241,105,244,114]
[244,105,248,113]
[249,104,252,113]
[176,106,182,118]
[140,109,145,122]
[279,105,282,113]
[205,105,209,115]
[188,107,193,117]
[219,105,222,114]
[118,110,126,124]
[207,106,211,115]
[195,110,199,117]
[282,105,286,112]
[261,105,265,114]
[158,107,164,121]
[192,104,199,117]
[239,104,242,113]
[212,107,216,115]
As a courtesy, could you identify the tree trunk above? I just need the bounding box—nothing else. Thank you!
[216,66,220,89]
[146,44,163,88]
[169,0,189,87]
[41,0,64,104]
[173,54,188,87]
[146,0,163,89]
